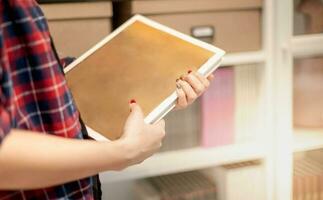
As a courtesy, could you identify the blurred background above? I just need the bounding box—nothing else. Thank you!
[39,0,323,199]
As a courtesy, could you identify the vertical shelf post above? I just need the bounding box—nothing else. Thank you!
[266,0,294,199]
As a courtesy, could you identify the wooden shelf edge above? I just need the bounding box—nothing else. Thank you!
[99,142,265,183]
[292,34,323,58]
[293,128,323,152]
[221,51,265,66]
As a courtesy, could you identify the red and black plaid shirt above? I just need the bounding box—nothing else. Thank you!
[0,0,94,199]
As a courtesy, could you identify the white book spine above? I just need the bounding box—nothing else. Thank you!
[234,64,262,143]
[214,162,266,200]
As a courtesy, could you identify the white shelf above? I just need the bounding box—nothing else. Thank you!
[221,51,266,66]
[291,34,323,58]
[293,128,323,152]
[100,142,265,183]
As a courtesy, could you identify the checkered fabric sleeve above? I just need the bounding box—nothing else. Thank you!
[0,22,12,144]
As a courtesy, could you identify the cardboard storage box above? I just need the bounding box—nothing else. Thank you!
[41,2,112,57]
[132,0,262,52]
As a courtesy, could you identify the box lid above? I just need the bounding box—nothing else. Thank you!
[41,2,112,20]
[133,0,262,15]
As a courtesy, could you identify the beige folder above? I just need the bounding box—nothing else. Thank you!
[65,15,225,140]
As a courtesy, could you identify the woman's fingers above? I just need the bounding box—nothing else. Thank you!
[207,74,215,81]
[184,72,206,95]
[175,81,188,109]
[196,72,211,88]
[178,79,197,104]
[174,71,215,110]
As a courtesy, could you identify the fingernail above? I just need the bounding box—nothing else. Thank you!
[188,70,192,74]
[130,99,136,104]
[176,78,179,82]
[180,76,184,81]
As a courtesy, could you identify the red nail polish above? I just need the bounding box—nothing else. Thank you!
[188,70,192,74]
[130,99,136,104]
[180,76,184,80]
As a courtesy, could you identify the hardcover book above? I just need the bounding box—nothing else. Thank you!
[65,15,225,140]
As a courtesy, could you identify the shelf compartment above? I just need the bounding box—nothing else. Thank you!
[100,142,265,183]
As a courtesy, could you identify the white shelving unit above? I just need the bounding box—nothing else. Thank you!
[100,142,265,182]
[99,1,323,200]
[99,0,282,199]
[272,0,323,199]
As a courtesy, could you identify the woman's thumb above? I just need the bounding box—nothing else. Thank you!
[128,101,144,120]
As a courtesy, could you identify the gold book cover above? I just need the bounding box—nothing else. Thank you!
[65,15,225,140]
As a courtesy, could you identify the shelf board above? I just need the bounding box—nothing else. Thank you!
[291,34,323,58]
[100,142,265,183]
[221,51,265,66]
[293,128,323,152]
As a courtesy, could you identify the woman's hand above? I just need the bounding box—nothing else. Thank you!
[118,101,166,169]
[175,70,214,110]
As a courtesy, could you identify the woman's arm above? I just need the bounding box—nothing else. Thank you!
[0,103,165,190]
[0,130,124,189]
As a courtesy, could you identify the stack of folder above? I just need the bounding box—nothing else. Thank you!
[234,64,263,143]
[294,158,323,200]
[134,171,217,200]
[161,100,201,152]
[201,67,235,147]
[201,64,262,148]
